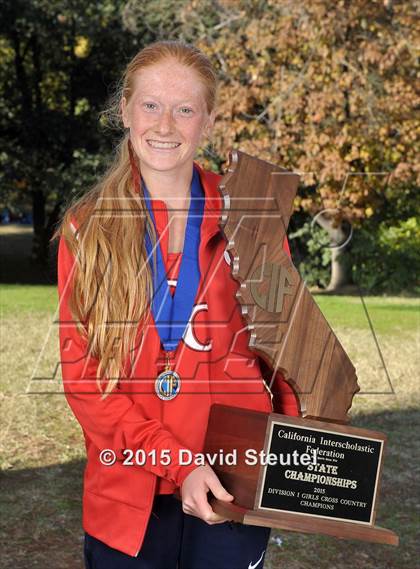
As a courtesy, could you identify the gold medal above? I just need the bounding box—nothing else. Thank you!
[155,351,181,400]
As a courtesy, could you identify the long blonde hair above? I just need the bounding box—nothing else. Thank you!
[53,40,218,399]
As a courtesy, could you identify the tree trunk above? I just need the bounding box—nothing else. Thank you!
[314,213,350,292]
[31,189,46,264]
[327,247,348,291]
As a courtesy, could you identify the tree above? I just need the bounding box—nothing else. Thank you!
[2,0,417,290]
[125,0,417,290]
[0,0,140,264]
[205,0,418,290]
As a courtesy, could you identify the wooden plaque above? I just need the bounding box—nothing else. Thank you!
[217,149,358,423]
[204,404,398,545]
[202,150,398,546]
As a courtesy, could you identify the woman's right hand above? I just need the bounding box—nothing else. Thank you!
[180,464,234,524]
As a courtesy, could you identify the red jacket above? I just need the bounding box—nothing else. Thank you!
[57,161,299,557]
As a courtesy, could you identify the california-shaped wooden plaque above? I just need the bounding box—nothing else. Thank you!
[203,150,398,546]
[218,149,358,423]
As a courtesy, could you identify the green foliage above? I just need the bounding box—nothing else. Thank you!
[0,0,417,289]
[350,217,420,294]
[289,220,332,288]
[0,0,139,223]
[289,216,420,294]
[60,148,110,205]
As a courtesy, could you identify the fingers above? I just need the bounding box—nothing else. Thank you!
[182,489,221,523]
[180,464,234,524]
[206,475,234,503]
[183,496,231,525]
[204,510,233,525]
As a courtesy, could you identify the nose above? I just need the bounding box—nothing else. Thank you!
[155,108,174,136]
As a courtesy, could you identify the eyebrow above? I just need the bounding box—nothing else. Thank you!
[138,95,198,106]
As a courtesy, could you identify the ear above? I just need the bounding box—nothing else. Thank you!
[121,97,130,128]
[207,109,216,132]
[206,109,216,135]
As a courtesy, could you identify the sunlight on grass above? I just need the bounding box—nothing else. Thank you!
[1,286,419,568]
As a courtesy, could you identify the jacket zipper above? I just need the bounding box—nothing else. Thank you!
[134,475,157,557]
[262,377,274,412]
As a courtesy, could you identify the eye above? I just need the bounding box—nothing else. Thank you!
[179,107,193,115]
[143,102,157,111]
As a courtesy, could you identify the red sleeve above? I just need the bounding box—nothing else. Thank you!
[271,371,300,416]
[57,235,200,487]
[282,235,292,260]
[258,356,300,417]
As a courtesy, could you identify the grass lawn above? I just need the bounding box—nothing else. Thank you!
[0,285,419,568]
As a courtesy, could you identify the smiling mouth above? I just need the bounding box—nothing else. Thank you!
[146,139,181,149]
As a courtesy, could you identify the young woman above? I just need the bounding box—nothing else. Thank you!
[55,40,299,569]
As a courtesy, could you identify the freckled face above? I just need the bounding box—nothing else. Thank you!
[121,60,214,176]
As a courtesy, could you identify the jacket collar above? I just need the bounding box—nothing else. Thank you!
[148,162,223,247]
[193,161,223,242]
[147,162,224,300]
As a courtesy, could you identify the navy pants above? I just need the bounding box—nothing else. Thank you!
[84,494,271,569]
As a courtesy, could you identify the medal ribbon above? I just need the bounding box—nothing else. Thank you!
[142,166,205,353]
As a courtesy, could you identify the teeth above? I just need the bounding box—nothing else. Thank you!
[147,140,180,149]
